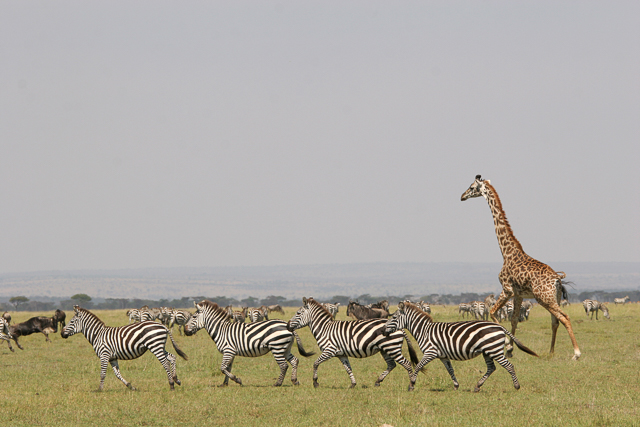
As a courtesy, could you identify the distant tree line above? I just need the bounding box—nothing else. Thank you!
[1,290,638,312]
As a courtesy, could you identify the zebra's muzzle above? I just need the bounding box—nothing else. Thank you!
[60,330,69,338]
[286,321,294,332]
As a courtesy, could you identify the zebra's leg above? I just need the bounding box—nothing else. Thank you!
[492,354,520,390]
[474,354,497,392]
[167,351,181,386]
[312,348,338,388]
[270,348,289,387]
[374,351,396,387]
[439,359,460,390]
[409,349,439,391]
[149,341,177,390]
[1,336,14,352]
[285,352,300,386]
[337,356,357,389]
[220,352,242,386]
[110,359,135,390]
[98,357,109,391]
[219,359,233,387]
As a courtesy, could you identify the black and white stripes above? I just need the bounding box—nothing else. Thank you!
[287,297,418,389]
[184,300,314,387]
[582,300,610,320]
[384,301,537,392]
[61,306,187,391]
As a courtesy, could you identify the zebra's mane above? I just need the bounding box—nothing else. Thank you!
[402,302,434,323]
[76,307,105,326]
[306,298,334,318]
[197,300,220,311]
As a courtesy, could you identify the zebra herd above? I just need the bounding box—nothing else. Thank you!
[3,294,625,392]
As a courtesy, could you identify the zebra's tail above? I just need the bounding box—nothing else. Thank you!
[505,330,538,357]
[167,328,188,360]
[293,331,316,357]
[402,330,420,368]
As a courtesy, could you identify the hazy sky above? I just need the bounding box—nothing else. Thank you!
[1,1,638,274]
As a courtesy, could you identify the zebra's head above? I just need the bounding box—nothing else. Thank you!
[61,306,85,338]
[184,301,207,336]
[461,174,490,201]
[383,302,408,336]
[287,297,314,332]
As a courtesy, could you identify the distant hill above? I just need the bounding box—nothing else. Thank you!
[0,262,637,301]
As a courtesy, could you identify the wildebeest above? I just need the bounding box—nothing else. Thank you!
[346,300,389,320]
[8,315,58,350]
[54,309,66,329]
[267,305,285,316]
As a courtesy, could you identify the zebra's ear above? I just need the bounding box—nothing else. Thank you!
[302,297,308,305]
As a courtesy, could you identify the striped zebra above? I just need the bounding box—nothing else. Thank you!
[321,303,340,319]
[0,317,15,352]
[126,309,141,323]
[184,300,314,386]
[614,296,630,305]
[582,300,610,320]
[471,301,487,320]
[287,297,418,389]
[226,306,248,323]
[159,307,173,326]
[418,301,431,315]
[61,306,187,391]
[458,303,473,318]
[170,310,193,335]
[384,301,538,392]
[247,306,269,323]
[560,299,570,307]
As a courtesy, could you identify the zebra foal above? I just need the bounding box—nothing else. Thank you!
[184,300,315,387]
[287,297,418,389]
[384,301,537,392]
[61,306,187,391]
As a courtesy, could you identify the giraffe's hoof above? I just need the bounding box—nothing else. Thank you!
[571,353,581,361]
[408,385,415,392]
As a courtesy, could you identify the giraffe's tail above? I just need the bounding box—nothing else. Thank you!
[505,330,538,357]
[556,271,567,279]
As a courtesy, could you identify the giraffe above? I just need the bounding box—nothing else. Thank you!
[461,175,581,360]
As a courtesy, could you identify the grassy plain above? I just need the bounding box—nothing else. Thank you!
[2,303,640,427]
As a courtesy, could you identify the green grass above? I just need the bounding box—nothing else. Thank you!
[3,304,640,426]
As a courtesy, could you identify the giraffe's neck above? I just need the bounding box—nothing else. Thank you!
[484,183,524,260]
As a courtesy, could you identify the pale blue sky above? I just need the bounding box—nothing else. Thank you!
[1,1,638,274]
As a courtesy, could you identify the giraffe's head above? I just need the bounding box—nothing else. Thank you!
[461,175,490,201]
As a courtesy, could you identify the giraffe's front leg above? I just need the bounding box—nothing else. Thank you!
[490,288,513,323]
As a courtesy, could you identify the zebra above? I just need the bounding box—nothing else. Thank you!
[560,299,570,307]
[247,306,269,323]
[321,303,340,319]
[61,306,187,391]
[2,311,11,324]
[417,301,431,315]
[227,306,247,323]
[458,303,473,319]
[0,317,15,352]
[471,301,486,320]
[520,301,533,321]
[159,307,173,326]
[184,300,315,387]
[287,297,418,389]
[170,310,193,335]
[126,309,141,323]
[384,301,538,392]
[582,300,610,320]
[614,296,630,305]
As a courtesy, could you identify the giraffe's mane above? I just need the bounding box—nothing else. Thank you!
[484,181,524,252]
[403,302,434,323]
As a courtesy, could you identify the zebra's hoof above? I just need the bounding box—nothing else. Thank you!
[175,378,181,386]
[9,347,14,352]
[218,383,228,388]
[374,382,380,387]
[408,385,414,392]
[473,387,481,393]
[127,384,136,391]
[313,381,319,388]
[454,384,459,390]
[349,383,357,389]
[292,381,300,386]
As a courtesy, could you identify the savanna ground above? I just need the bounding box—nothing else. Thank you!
[2,303,640,427]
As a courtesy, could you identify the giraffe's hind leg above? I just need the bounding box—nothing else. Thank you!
[540,300,581,360]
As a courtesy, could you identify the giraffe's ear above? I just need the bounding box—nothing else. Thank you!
[475,174,482,180]
[485,179,490,184]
